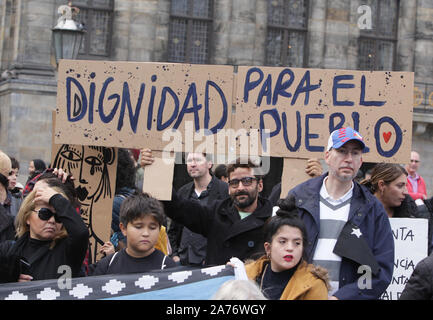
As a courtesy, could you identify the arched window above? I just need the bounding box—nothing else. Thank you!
[266,0,309,67]
[358,0,399,71]
[74,0,114,59]
[168,0,213,64]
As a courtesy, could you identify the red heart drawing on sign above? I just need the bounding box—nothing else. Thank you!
[383,132,392,143]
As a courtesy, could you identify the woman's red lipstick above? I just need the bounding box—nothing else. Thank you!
[284,255,293,262]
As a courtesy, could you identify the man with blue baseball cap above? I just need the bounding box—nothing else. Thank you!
[287,127,394,300]
[327,127,366,152]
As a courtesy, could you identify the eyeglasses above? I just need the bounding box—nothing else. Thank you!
[334,148,362,159]
[228,176,259,188]
[33,208,60,223]
[410,160,420,163]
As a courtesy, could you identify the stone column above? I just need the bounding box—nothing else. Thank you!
[227,0,257,65]
[307,0,327,68]
[154,0,170,62]
[112,0,132,61]
[0,0,57,176]
[213,0,231,65]
[252,0,266,65]
[413,0,433,83]
[323,0,351,69]
[397,0,417,72]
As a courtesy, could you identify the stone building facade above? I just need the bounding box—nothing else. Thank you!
[0,0,432,194]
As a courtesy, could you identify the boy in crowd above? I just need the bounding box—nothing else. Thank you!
[92,193,176,275]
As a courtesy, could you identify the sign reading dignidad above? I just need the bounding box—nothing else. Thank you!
[54,60,233,155]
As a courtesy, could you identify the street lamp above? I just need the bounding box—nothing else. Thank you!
[51,3,85,65]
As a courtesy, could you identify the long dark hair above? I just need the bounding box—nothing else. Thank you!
[116,148,137,193]
[263,195,308,262]
[361,163,407,193]
[361,163,415,217]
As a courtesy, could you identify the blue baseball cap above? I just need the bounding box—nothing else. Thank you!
[327,127,366,151]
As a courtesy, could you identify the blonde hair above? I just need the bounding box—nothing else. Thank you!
[211,279,267,300]
[16,187,69,248]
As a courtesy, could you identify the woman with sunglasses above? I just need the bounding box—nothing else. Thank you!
[0,174,88,283]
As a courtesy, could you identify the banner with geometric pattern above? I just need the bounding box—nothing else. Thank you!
[0,265,235,300]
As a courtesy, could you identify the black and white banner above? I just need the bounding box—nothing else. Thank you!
[0,264,237,300]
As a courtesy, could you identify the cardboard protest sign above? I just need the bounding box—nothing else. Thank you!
[52,111,118,262]
[280,158,313,198]
[235,66,414,163]
[53,61,414,199]
[142,154,175,200]
[380,218,428,300]
[54,60,234,155]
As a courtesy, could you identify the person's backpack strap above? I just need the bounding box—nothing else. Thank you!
[105,251,119,273]
[161,255,167,270]
[108,252,119,267]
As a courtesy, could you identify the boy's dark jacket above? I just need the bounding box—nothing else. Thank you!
[288,173,395,300]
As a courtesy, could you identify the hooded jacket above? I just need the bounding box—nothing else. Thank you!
[245,256,330,300]
[288,173,394,300]
[163,190,273,266]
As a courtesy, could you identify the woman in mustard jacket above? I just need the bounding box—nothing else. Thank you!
[245,196,330,300]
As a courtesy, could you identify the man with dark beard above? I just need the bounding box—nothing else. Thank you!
[160,157,272,266]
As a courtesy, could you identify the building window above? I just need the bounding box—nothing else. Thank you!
[168,0,213,64]
[266,0,309,67]
[1,0,18,69]
[73,0,114,59]
[358,0,399,71]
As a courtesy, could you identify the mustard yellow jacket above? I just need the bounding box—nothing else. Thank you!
[245,257,330,300]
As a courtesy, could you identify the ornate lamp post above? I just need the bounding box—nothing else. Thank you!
[51,2,85,65]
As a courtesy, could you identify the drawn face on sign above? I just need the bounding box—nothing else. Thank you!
[53,144,116,260]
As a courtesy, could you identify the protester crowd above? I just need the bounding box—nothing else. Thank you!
[0,127,433,300]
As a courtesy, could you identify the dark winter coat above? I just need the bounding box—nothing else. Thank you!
[163,190,273,266]
[0,194,88,283]
[168,176,228,265]
[288,173,394,300]
[400,253,433,300]
[0,205,15,243]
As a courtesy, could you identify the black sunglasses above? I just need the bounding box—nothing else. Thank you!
[33,208,61,223]
[228,176,259,188]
